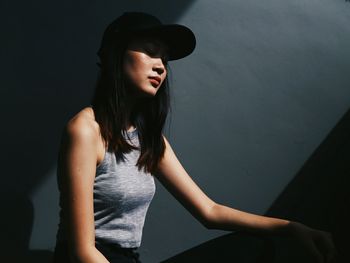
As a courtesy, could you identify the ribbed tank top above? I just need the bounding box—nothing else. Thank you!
[56,128,156,248]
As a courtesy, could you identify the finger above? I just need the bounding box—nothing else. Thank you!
[325,246,338,263]
[326,247,337,263]
[323,233,336,252]
[315,233,336,263]
[308,242,324,263]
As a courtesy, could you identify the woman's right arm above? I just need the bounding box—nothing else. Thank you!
[58,117,109,263]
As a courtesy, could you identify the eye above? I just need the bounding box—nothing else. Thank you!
[143,42,158,56]
[143,40,169,60]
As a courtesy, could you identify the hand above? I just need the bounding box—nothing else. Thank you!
[289,221,337,263]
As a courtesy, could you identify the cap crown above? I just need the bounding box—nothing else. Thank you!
[110,12,163,32]
[98,12,196,61]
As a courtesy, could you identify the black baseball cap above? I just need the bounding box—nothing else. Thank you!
[97,12,196,61]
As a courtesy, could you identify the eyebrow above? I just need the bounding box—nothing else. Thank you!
[145,38,168,51]
[127,36,170,58]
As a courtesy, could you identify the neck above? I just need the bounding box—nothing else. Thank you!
[124,84,153,131]
[124,91,143,131]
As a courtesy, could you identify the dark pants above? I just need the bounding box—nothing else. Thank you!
[53,241,141,263]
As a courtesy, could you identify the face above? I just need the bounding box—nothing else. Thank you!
[123,36,169,98]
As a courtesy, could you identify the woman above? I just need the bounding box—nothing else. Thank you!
[54,12,335,263]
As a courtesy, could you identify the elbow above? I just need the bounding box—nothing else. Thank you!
[200,203,218,230]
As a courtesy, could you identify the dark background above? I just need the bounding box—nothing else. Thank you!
[1,0,349,262]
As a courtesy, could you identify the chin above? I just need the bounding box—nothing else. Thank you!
[145,91,158,97]
[138,89,158,98]
[131,84,157,98]
[143,86,159,97]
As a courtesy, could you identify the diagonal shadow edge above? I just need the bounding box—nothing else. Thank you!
[161,108,350,262]
[265,108,350,262]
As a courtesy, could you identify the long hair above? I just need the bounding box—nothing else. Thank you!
[91,37,170,175]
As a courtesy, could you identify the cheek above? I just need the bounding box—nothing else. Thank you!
[123,52,148,82]
[123,52,136,76]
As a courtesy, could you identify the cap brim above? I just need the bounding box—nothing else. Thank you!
[128,24,196,61]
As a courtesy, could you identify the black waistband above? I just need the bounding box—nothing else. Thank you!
[95,242,141,263]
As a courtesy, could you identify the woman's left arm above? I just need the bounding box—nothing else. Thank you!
[155,135,289,233]
[155,135,336,262]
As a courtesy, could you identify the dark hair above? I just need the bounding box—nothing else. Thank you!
[91,36,170,174]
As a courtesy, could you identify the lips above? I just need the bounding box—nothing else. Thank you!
[148,76,161,87]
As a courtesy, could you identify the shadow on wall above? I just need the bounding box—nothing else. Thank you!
[0,194,54,262]
[162,108,350,262]
[0,1,195,262]
[266,107,350,262]
[162,232,275,263]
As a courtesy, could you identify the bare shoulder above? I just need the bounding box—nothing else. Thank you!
[63,107,100,142]
[61,107,101,153]
[59,107,106,166]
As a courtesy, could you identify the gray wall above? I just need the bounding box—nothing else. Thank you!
[1,0,350,262]
[142,1,350,261]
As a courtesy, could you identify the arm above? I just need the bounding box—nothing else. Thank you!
[155,135,336,262]
[155,135,289,233]
[58,118,109,263]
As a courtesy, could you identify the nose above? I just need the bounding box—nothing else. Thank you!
[153,59,166,75]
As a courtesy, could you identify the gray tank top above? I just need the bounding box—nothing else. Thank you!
[56,128,156,248]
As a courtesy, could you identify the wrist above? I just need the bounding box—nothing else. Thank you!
[271,219,294,236]
[284,221,307,238]
[254,217,292,236]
